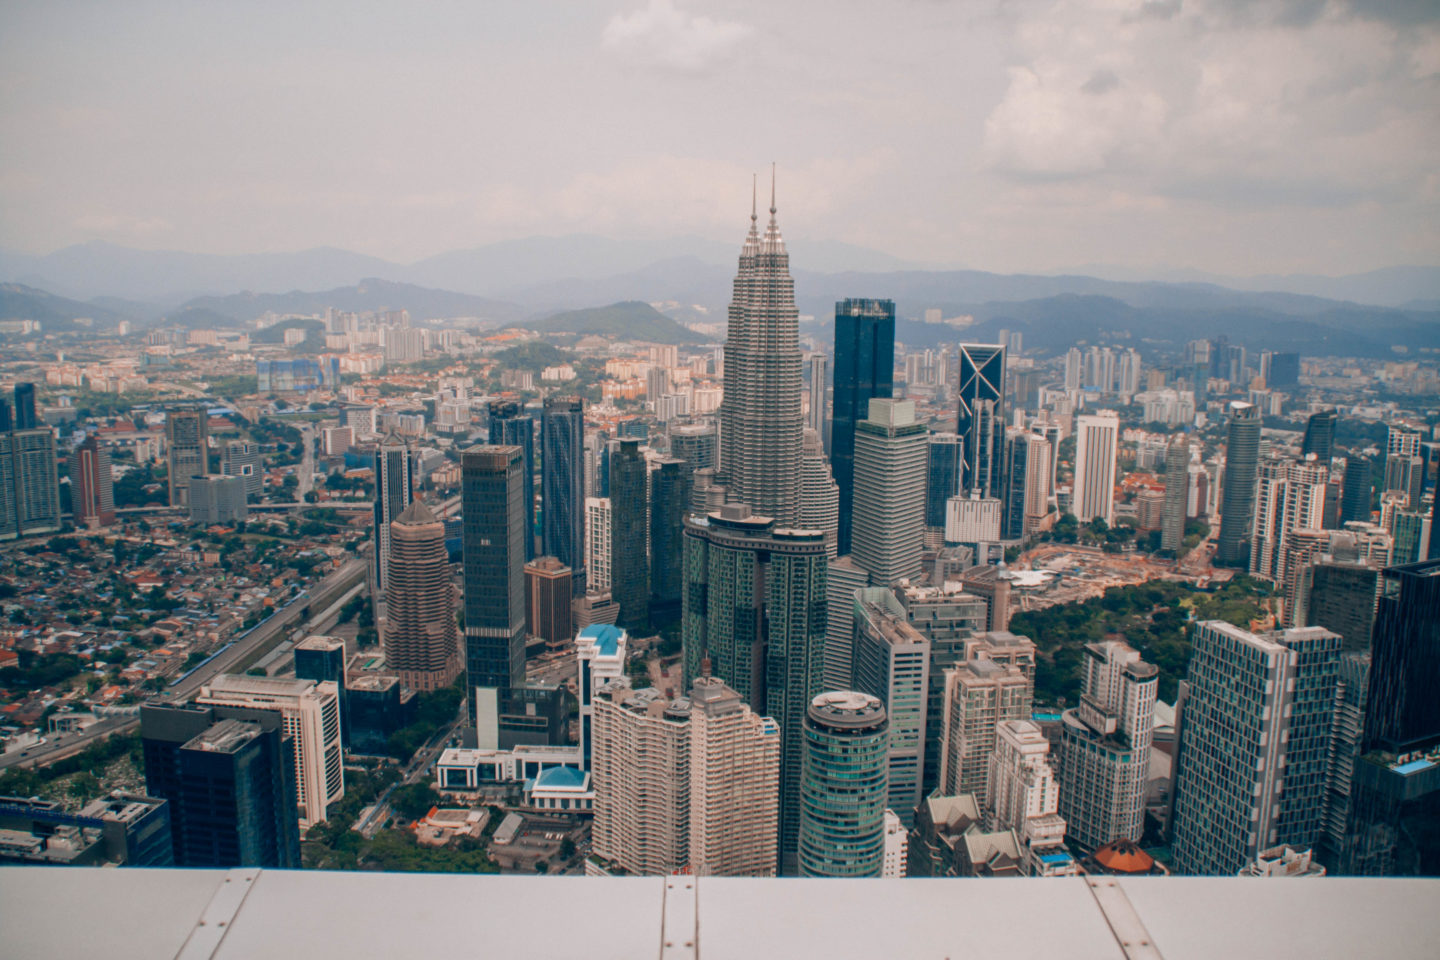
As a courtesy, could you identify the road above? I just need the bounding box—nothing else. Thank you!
[0,556,369,773]
[355,715,464,838]
[297,422,316,500]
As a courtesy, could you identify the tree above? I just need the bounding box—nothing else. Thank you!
[559,838,576,860]
[534,860,549,874]
[390,783,442,821]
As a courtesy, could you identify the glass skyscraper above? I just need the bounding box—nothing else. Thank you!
[609,438,649,630]
[831,298,895,555]
[462,446,527,727]
[956,343,1006,500]
[489,400,536,561]
[1216,401,1262,566]
[798,691,889,878]
[542,396,586,594]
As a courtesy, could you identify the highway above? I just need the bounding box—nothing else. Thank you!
[0,556,369,773]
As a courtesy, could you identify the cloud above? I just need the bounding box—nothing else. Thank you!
[601,0,752,73]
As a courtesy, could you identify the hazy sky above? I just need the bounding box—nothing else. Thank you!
[2,0,1437,275]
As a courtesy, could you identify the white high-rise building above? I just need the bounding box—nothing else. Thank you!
[1117,349,1143,397]
[576,624,628,770]
[823,556,872,690]
[197,675,344,828]
[882,809,908,878]
[584,497,613,593]
[688,675,781,877]
[851,399,928,586]
[1064,348,1083,392]
[1056,641,1158,851]
[939,648,1034,803]
[1072,412,1119,525]
[799,428,840,560]
[988,720,1077,877]
[1251,458,1329,584]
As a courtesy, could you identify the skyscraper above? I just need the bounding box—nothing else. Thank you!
[386,499,462,692]
[373,432,413,600]
[681,505,828,871]
[688,674,782,877]
[798,691,889,878]
[609,438,649,629]
[1250,458,1328,585]
[807,352,829,451]
[1072,412,1119,525]
[1216,401,1262,566]
[584,497,612,592]
[988,720,1077,877]
[165,407,208,508]
[956,343,1006,500]
[13,382,37,430]
[939,652,1034,802]
[220,440,263,498]
[798,428,839,560]
[488,400,536,561]
[719,182,804,526]
[668,421,717,477]
[462,446,526,732]
[1161,436,1189,553]
[1340,457,1373,526]
[140,703,300,868]
[1171,622,1341,875]
[1000,428,1051,541]
[925,433,962,548]
[831,298,895,554]
[70,433,115,528]
[1056,641,1158,851]
[851,589,931,824]
[1302,409,1337,464]
[542,396,586,593]
[524,556,573,647]
[649,457,689,615]
[850,398,928,586]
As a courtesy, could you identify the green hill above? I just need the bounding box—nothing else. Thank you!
[513,301,706,344]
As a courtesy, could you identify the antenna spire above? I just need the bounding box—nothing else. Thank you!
[751,173,757,223]
[769,162,777,216]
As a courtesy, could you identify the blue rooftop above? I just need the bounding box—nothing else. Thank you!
[531,766,589,790]
[1039,852,1074,863]
[579,623,624,656]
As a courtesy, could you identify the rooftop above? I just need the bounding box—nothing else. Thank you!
[577,623,625,657]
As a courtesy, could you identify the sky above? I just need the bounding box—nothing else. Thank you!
[1,0,1437,276]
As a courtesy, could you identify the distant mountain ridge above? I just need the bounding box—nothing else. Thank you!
[507,301,705,345]
[169,279,524,327]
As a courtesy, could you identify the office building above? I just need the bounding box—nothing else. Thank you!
[831,298,895,553]
[823,555,871,690]
[462,446,527,731]
[0,792,173,868]
[140,703,301,868]
[688,674,782,877]
[988,720,1077,877]
[69,433,115,528]
[373,432,414,600]
[166,407,208,507]
[956,343,1006,501]
[681,505,828,870]
[321,426,352,457]
[719,187,804,526]
[1302,409,1337,464]
[650,457,689,614]
[1056,641,1158,851]
[1161,436,1189,552]
[13,382,37,429]
[1250,458,1329,585]
[1072,412,1119,525]
[807,352,829,449]
[576,624,628,770]
[1171,622,1341,875]
[1301,561,1382,650]
[342,405,377,438]
[488,401,536,561]
[197,675,345,828]
[851,589,931,824]
[798,429,840,560]
[293,636,347,746]
[798,691,889,878]
[1391,508,1431,565]
[1000,428,1051,540]
[850,398,928,586]
[525,556,573,647]
[542,396,587,593]
[925,433,963,547]
[609,438,649,629]
[221,440,263,498]
[1216,401,1263,566]
[1340,457,1373,526]
[668,421,717,478]
[386,499,462,693]
[188,474,248,525]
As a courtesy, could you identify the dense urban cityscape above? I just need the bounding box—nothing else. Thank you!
[2,1,1438,956]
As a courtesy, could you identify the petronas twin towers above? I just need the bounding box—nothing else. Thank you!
[719,176,804,525]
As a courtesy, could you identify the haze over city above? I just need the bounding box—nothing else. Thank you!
[2,0,1438,277]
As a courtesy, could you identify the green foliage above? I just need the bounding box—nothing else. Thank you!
[207,375,259,398]
[385,679,464,761]
[112,464,167,508]
[492,340,576,373]
[0,733,141,798]
[390,783,442,821]
[1,651,86,690]
[1010,577,1272,705]
[510,301,705,344]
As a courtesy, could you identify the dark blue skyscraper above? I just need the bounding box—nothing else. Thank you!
[13,383,37,431]
[956,343,1006,500]
[462,446,527,726]
[542,396,586,593]
[925,434,961,540]
[610,438,649,629]
[1302,408,1337,464]
[1216,401,1262,567]
[489,400,536,561]
[1341,457,1373,526]
[373,432,413,599]
[831,299,895,555]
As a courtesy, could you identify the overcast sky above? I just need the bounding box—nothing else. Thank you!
[1,0,1437,276]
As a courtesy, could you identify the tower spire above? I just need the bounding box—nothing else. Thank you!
[752,173,758,224]
[769,162,777,216]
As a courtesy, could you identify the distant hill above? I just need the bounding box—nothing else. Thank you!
[169,278,524,327]
[511,301,706,344]
[0,282,133,333]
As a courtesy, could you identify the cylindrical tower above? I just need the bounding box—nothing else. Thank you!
[798,691,888,878]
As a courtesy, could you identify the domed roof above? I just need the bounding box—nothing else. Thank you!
[1092,839,1155,874]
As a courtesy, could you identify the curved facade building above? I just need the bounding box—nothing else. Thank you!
[386,499,462,693]
[798,691,889,878]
